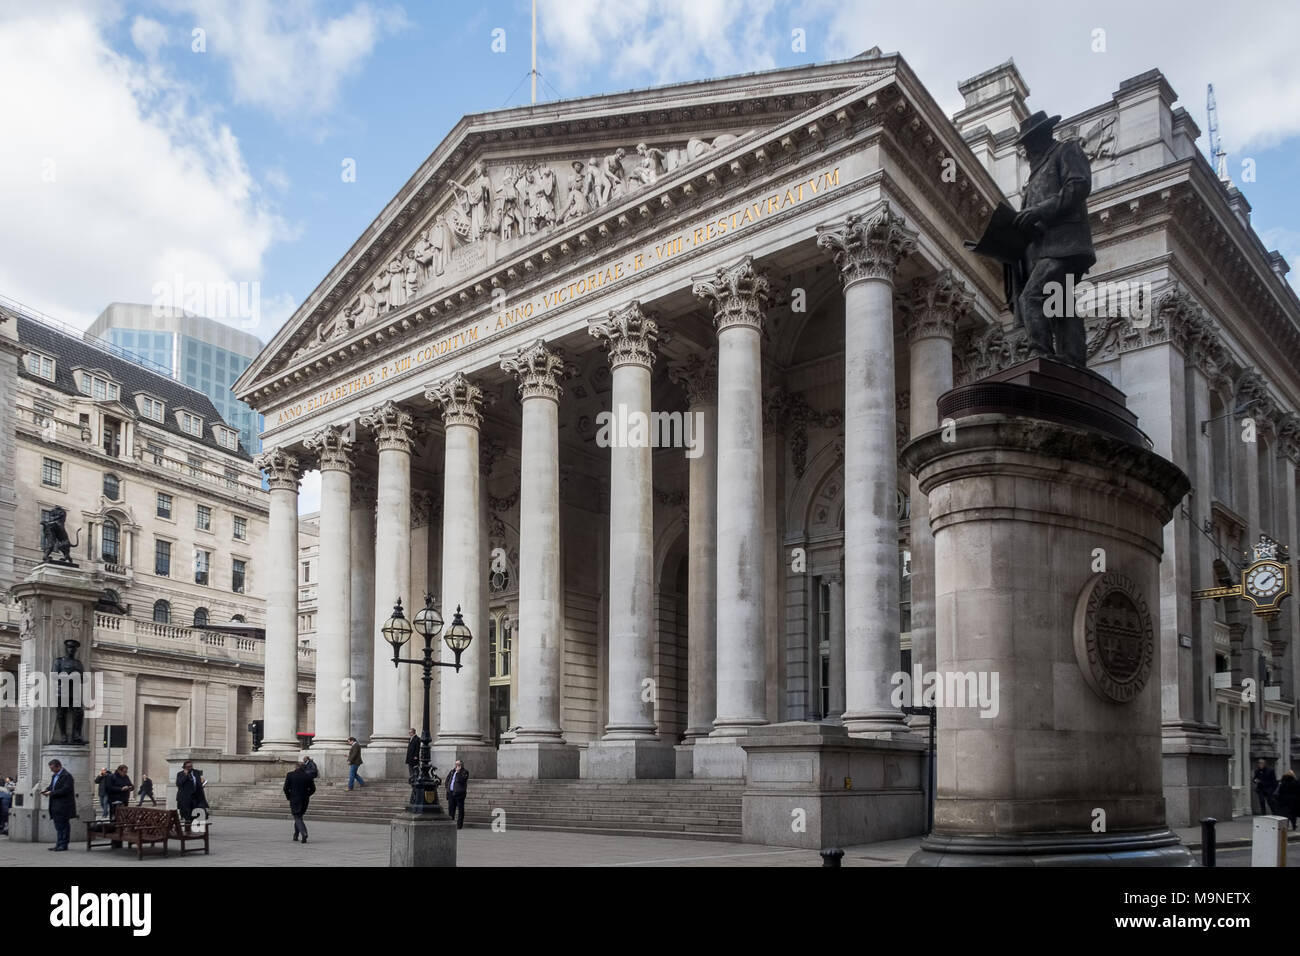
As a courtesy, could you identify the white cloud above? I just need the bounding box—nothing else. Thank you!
[130,14,168,57]
[297,469,322,515]
[172,0,409,120]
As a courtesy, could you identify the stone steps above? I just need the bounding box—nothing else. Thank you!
[213,777,745,842]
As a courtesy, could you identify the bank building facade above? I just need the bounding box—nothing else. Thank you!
[235,51,1300,838]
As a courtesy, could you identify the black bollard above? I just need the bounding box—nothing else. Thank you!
[1200,817,1216,868]
[820,847,844,867]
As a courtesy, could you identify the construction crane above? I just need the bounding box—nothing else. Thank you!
[1206,84,1231,183]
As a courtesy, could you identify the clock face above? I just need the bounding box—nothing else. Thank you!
[1245,561,1287,600]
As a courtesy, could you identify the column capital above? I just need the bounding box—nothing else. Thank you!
[1276,413,1300,463]
[692,255,773,333]
[360,401,415,452]
[303,424,356,473]
[901,269,973,343]
[500,338,566,402]
[816,200,917,287]
[426,372,484,428]
[589,301,660,370]
[667,351,717,407]
[254,447,301,492]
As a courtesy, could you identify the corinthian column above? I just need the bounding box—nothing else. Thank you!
[427,373,495,777]
[903,271,971,687]
[303,424,355,755]
[817,202,917,737]
[668,352,718,744]
[254,447,301,753]
[359,401,414,775]
[583,302,675,778]
[498,340,579,778]
[691,257,771,777]
[349,473,377,742]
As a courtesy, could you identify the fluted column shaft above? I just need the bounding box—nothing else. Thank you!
[818,203,917,736]
[694,259,771,734]
[501,340,567,739]
[828,574,846,717]
[591,305,660,738]
[361,402,414,751]
[255,448,301,751]
[304,425,354,749]
[349,476,376,742]
[429,374,485,744]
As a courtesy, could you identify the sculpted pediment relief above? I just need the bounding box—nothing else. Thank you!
[284,132,755,365]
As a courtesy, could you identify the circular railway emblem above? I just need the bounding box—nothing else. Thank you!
[1073,571,1154,703]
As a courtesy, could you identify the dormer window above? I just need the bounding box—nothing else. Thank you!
[138,395,165,422]
[179,411,204,437]
[78,371,119,402]
[25,352,55,380]
[215,427,240,451]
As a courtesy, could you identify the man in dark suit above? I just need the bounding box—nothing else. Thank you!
[405,728,421,782]
[283,760,316,843]
[175,759,208,823]
[41,759,76,850]
[445,759,468,829]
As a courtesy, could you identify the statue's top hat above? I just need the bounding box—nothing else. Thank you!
[63,639,81,650]
[1016,110,1062,144]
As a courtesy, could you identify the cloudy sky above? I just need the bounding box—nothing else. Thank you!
[3,0,1298,509]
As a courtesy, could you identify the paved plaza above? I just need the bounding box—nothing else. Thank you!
[0,816,921,867]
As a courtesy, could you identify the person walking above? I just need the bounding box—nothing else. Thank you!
[93,767,112,820]
[284,759,316,843]
[445,759,468,829]
[137,772,156,806]
[1277,770,1300,830]
[41,759,76,851]
[105,765,134,820]
[346,737,366,790]
[301,755,320,781]
[405,729,420,782]
[1254,758,1279,815]
[175,760,209,823]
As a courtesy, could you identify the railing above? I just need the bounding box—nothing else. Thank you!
[90,612,315,673]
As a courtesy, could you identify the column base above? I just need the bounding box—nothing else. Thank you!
[258,737,304,756]
[356,739,417,779]
[692,735,750,779]
[1162,722,1233,827]
[844,712,913,739]
[431,743,497,780]
[497,741,580,779]
[908,829,1193,867]
[390,812,458,867]
[584,739,676,779]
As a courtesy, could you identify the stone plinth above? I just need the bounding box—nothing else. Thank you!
[390,813,457,867]
[8,563,102,844]
[497,741,579,779]
[691,736,749,779]
[740,722,927,848]
[165,749,297,810]
[584,739,676,779]
[430,743,497,781]
[902,365,1193,866]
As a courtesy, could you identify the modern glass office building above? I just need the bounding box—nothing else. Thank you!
[88,303,265,453]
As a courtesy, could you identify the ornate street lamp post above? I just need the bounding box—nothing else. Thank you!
[382,595,473,815]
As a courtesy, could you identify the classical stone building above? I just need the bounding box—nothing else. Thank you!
[233,52,1298,824]
[0,305,304,791]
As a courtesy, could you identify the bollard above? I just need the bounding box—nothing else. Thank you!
[1251,816,1287,867]
[1200,817,1216,868]
[820,847,844,867]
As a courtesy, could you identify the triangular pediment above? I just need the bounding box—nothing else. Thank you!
[237,54,901,397]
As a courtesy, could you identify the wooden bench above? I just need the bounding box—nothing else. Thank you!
[113,806,174,859]
[168,809,210,855]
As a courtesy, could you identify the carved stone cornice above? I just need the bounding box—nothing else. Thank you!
[1275,413,1300,464]
[411,489,436,528]
[693,255,772,333]
[360,401,415,453]
[763,386,843,478]
[668,350,718,408]
[589,301,659,370]
[254,447,301,492]
[901,269,972,343]
[500,338,566,402]
[303,424,355,474]
[1235,368,1281,439]
[426,372,484,428]
[815,201,917,286]
[350,474,377,507]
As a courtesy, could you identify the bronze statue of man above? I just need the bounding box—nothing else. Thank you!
[53,639,86,744]
[1011,110,1097,367]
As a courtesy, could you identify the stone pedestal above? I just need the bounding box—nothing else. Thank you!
[430,743,497,781]
[691,736,749,779]
[740,722,926,848]
[8,563,102,844]
[497,741,580,779]
[585,739,676,779]
[390,813,457,867]
[1161,723,1233,826]
[901,359,1193,866]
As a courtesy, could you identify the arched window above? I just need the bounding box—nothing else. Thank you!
[231,614,246,624]
[193,607,209,628]
[101,518,120,563]
[152,600,171,624]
